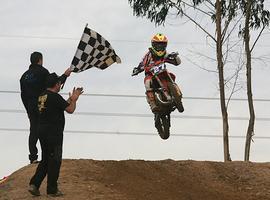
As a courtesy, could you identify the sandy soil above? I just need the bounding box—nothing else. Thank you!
[1,159,270,200]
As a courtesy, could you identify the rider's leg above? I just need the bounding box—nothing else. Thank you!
[146,91,159,113]
[173,83,183,98]
[169,72,182,96]
[169,73,184,112]
[174,84,184,112]
[144,77,159,113]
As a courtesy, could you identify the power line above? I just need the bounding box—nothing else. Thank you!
[1,128,269,139]
[0,34,78,41]
[0,34,211,46]
[1,90,270,102]
[1,33,270,47]
[1,109,270,121]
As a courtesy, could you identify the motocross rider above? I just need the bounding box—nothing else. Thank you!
[132,33,184,113]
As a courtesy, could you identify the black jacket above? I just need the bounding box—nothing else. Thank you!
[20,64,67,114]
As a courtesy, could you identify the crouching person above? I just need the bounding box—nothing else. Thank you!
[28,72,83,197]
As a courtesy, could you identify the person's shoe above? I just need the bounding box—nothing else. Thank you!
[30,160,39,164]
[47,190,64,197]
[28,184,40,196]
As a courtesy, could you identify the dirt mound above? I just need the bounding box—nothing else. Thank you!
[1,159,270,200]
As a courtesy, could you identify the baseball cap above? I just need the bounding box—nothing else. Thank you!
[46,73,61,88]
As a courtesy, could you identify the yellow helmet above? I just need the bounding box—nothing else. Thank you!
[151,33,168,57]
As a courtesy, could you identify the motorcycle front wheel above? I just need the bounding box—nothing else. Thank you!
[155,114,170,140]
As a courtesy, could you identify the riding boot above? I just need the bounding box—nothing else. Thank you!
[173,84,184,113]
[146,91,159,113]
[173,84,183,98]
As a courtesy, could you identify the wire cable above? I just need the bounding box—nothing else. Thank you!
[1,90,270,102]
[1,33,270,48]
[0,109,270,121]
[0,34,215,46]
[0,128,269,139]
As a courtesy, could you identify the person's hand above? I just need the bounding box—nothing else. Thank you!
[132,67,143,76]
[69,87,84,101]
[167,52,179,59]
[64,67,73,77]
[132,67,139,76]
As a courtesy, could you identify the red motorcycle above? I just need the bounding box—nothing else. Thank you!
[132,60,183,139]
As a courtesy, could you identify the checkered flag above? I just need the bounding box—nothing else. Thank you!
[71,25,121,72]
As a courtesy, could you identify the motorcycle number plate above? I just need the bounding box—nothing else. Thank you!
[152,63,165,74]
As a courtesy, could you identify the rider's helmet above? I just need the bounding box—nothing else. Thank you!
[151,33,168,57]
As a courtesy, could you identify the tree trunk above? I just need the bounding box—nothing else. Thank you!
[216,0,231,162]
[244,0,255,162]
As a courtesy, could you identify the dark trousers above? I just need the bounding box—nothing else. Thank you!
[28,111,39,162]
[29,133,63,194]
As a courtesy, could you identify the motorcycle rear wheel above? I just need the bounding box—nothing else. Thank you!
[155,114,170,140]
[168,82,184,113]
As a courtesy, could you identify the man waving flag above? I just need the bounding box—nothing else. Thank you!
[71,24,121,72]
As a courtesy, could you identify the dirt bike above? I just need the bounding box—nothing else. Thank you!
[132,59,184,140]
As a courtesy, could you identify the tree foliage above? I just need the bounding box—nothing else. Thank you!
[128,0,172,25]
[128,0,269,32]
[128,0,240,26]
[240,0,270,29]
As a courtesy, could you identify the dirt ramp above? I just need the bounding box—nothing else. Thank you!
[1,159,270,200]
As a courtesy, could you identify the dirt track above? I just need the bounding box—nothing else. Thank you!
[1,159,270,200]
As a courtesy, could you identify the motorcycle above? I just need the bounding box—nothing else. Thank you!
[132,58,184,140]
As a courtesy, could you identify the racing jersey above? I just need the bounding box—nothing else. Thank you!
[136,48,181,76]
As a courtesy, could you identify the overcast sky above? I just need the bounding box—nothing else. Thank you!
[1,0,270,178]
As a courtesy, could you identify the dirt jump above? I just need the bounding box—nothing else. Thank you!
[1,159,270,200]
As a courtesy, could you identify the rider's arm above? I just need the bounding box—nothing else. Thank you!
[165,52,181,66]
[132,62,144,76]
[137,62,145,72]
[132,53,150,76]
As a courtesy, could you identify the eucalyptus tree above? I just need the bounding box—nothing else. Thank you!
[128,0,270,161]
[238,0,269,161]
[128,0,245,161]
